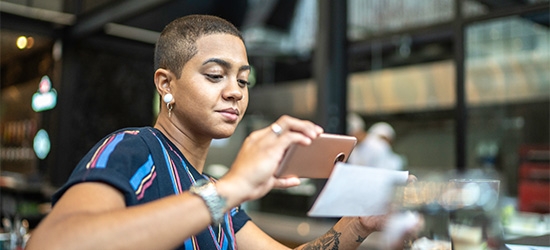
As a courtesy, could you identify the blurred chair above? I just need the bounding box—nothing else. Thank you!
[517,144,550,214]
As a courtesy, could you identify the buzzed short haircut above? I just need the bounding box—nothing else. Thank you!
[154,14,244,79]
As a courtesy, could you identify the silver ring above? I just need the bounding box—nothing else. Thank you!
[271,123,283,136]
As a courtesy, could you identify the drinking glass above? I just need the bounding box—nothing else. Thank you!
[442,179,502,250]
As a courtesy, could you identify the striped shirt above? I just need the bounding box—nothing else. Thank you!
[53,127,250,249]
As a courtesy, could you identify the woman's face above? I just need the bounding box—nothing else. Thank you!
[171,33,250,139]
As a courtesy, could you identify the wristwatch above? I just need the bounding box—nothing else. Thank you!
[189,179,227,225]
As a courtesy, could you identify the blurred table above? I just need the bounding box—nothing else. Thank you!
[505,234,550,247]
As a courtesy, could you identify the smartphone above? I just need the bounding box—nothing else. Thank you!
[275,133,357,179]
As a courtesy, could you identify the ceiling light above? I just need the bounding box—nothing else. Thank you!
[16,36,27,49]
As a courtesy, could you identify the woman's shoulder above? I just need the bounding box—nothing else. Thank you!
[110,126,154,136]
[82,127,156,163]
[100,126,156,143]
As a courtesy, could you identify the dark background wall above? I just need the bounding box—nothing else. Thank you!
[47,37,155,187]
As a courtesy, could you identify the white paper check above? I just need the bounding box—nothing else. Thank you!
[506,245,550,250]
[308,162,409,217]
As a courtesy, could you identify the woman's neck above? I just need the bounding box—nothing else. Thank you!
[154,120,211,173]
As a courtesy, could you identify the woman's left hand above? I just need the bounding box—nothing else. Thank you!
[355,174,421,248]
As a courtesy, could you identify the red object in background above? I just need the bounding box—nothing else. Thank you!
[517,145,550,214]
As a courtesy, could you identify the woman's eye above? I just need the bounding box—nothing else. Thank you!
[238,79,250,86]
[205,74,223,81]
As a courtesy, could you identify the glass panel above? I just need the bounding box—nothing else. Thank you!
[465,14,550,200]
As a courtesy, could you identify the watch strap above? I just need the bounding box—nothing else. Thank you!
[190,179,227,225]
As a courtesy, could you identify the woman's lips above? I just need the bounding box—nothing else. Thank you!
[218,108,239,122]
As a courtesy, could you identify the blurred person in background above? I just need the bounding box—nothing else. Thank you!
[347,113,405,171]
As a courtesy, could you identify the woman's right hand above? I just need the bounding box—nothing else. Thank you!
[216,115,323,207]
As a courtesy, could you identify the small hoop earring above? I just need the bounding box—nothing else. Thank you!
[166,103,173,118]
[163,93,174,117]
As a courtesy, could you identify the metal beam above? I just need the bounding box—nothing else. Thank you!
[463,1,549,25]
[348,22,454,57]
[472,0,525,9]
[314,0,348,134]
[69,0,174,39]
[454,0,467,172]
[0,1,75,25]
[0,12,58,37]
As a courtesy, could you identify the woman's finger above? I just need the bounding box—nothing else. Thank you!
[273,177,301,189]
[271,115,323,140]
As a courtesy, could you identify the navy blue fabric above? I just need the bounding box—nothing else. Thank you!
[53,127,250,249]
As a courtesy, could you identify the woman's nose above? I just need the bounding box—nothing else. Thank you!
[222,81,244,101]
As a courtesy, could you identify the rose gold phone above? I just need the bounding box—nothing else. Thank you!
[275,133,357,179]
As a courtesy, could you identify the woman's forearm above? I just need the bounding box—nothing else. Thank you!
[295,217,374,250]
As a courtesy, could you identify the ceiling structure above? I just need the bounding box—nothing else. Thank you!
[0,0,301,58]
[1,0,548,88]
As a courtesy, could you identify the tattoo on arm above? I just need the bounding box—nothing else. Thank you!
[302,228,342,250]
[355,235,366,243]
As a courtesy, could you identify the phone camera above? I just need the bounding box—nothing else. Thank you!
[334,153,346,164]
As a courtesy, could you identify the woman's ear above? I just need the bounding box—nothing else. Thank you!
[154,68,172,95]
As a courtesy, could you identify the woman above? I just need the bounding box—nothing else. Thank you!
[26,15,398,250]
